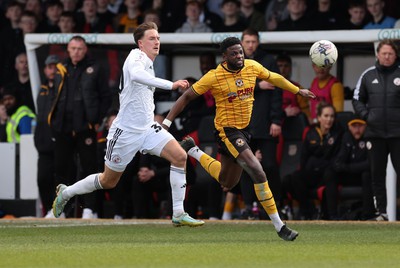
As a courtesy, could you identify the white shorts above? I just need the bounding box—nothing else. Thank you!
[104,122,174,172]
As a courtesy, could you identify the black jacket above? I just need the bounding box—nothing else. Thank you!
[353,62,400,138]
[49,57,111,133]
[34,83,54,153]
[248,48,282,140]
[301,124,343,172]
[332,131,369,174]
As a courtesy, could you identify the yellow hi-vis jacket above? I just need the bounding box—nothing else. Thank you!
[6,105,36,143]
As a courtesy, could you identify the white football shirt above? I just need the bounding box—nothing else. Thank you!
[112,48,173,132]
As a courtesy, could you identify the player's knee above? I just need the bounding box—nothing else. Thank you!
[170,150,187,167]
[99,175,119,189]
[219,177,237,190]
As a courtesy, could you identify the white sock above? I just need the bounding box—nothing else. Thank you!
[188,146,204,161]
[169,165,186,217]
[222,212,232,220]
[269,212,284,232]
[63,173,103,200]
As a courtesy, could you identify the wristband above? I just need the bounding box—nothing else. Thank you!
[162,118,172,127]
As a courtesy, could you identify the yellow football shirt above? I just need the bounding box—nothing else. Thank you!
[192,59,300,132]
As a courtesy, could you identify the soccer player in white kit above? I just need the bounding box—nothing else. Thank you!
[52,22,204,227]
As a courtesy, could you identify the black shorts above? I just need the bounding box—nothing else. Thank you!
[216,127,251,159]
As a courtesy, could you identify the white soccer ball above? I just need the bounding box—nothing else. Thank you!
[309,40,338,68]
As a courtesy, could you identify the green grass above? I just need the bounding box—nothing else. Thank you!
[0,219,399,268]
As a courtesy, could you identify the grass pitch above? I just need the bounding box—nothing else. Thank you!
[0,219,399,268]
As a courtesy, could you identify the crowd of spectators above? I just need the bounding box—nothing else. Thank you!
[0,0,399,220]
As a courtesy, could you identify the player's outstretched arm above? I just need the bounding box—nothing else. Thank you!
[162,87,199,130]
[172,80,190,91]
[297,89,316,99]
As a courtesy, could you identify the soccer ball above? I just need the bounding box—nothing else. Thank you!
[309,40,338,68]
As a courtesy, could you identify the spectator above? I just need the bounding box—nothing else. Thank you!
[3,87,36,143]
[276,53,309,118]
[175,0,212,33]
[0,100,8,142]
[164,36,316,240]
[309,63,344,124]
[282,102,342,219]
[310,0,341,30]
[61,0,78,12]
[0,1,24,88]
[157,0,186,32]
[363,0,396,29]
[48,36,112,218]
[47,11,76,61]
[239,28,284,217]
[239,0,266,31]
[352,39,400,221]
[206,0,224,19]
[19,10,39,43]
[116,0,143,33]
[37,0,63,33]
[197,0,224,32]
[58,11,76,33]
[34,55,60,218]
[341,0,367,29]
[24,0,43,23]
[215,0,247,32]
[143,8,163,31]
[6,52,35,113]
[325,115,375,220]
[276,0,312,31]
[96,0,116,26]
[77,0,120,88]
[76,0,112,33]
[265,0,289,31]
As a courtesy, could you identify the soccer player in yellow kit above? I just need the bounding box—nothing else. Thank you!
[163,37,315,241]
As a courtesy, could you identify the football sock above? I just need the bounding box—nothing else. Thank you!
[222,201,234,220]
[170,165,186,217]
[199,154,221,182]
[254,181,284,232]
[188,146,221,182]
[63,173,103,200]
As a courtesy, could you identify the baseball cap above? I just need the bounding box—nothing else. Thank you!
[44,55,60,65]
[348,114,366,126]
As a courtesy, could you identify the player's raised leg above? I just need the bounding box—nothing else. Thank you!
[52,167,122,218]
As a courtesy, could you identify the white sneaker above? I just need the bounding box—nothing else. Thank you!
[82,208,98,219]
[114,215,123,220]
[44,210,56,218]
[45,210,65,219]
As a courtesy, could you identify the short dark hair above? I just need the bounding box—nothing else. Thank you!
[60,11,76,21]
[276,53,292,65]
[348,0,365,9]
[220,37,241,53]
[241,28,259,41]
[69,35,87,45]
[133,22,158,45]
[6,0,23,10]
